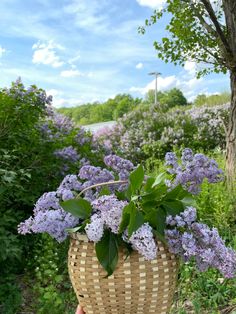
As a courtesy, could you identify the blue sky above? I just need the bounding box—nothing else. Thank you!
[0,0,230,108]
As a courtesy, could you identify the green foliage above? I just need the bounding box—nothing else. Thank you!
[146,88,187,109]
[32,234,77,314]
[139,0,227,77]
[61,198,92,219]
[0,79,104,313]
[95,230,119,277]
[59,94,141,125]
[171,262,236,314]
[194,92,230,107]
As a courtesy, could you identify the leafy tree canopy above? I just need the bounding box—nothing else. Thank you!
[145,88,187,108]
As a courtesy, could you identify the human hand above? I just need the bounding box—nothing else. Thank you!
[76,305,85,314]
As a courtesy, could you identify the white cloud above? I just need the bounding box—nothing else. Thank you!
[60,69,83,78]
[136,62,143,69]
[136,0,166,9]
[32,40,64,68]
[68,54,80,65]
[0,46,6,58]
[184,61,197,75]
[52,96,81,108]
[63,0,110,33]
[130,75,177,94]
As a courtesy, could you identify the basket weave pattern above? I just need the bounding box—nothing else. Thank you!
[68,234,178,314]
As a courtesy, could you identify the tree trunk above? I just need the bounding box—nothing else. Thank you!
[226,70,236,187]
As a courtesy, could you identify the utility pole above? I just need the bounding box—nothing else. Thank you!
[148,72,161,105]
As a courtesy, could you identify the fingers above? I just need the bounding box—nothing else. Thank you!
[76,305,85,314]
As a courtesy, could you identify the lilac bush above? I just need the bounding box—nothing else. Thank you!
[54,146,80,162]
[165,207,236,278]
[165,148,224,194]
[94,103,229,164]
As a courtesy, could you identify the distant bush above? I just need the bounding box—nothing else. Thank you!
[194,92,230,107]
[58,94,141,125]
[95,102,229,166]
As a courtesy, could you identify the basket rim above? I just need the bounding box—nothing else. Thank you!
[70,232,89,241]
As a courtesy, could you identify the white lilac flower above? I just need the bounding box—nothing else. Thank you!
[85,214,104,242]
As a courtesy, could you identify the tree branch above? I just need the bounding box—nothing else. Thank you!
[188,1,218,38]
[200,0,233,57]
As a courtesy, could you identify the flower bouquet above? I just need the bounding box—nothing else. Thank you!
[18,149,236,314]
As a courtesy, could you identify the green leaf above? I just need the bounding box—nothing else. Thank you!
[145,207,166,236]
[162,200,184,216]
[164,184,190,201]
[119,202,133,233]
[142,185,168,202]
[99,187,111,196]
[95,230,119,277]
[152,172,166,188]
[141,200,158,213]
[129,164,144,193]
[143,177,155,192]
[65,226,82,233]
[153,229,167,245]
[128,205,144,237]
[0,186,6,195]
[181,196,197,207]
[60,198,92,219]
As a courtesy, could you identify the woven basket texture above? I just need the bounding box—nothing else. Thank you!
[68,233,178,314]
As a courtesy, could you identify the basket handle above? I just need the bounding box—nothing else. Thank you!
[77,180,128,197]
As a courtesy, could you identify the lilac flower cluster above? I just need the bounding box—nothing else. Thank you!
[18,173,84,241]
[75,128,90,145]
[123,223,158,260]
[18,190,79,242]
[18,209,79,242]
[85,195,157,260]
[3,78,52,107]
[39,109,75,140]
[165,207,236,278]
[54,146,80,162]
[165,148,224,194]
[104,154,134,181]
[85,195,127,241]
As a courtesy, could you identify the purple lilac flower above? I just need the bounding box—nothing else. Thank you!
[75,128,90,145]
[91,195,128,234]
[18,177,81,241]
[104,155,134,173]
[52,112,74,134]
[57,188,74,201]
[18,209,79,242]
[165,208,236,278]
[79,165,114,182]
[58,174,82,192]
[165,149,224,194]
[165,152,178,174]
[78,165,115,200]
[54,146,79,162]
[34,192,61,214]
[124,223,158,260]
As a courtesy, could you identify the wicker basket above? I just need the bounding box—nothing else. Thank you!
[68,233,178,314]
